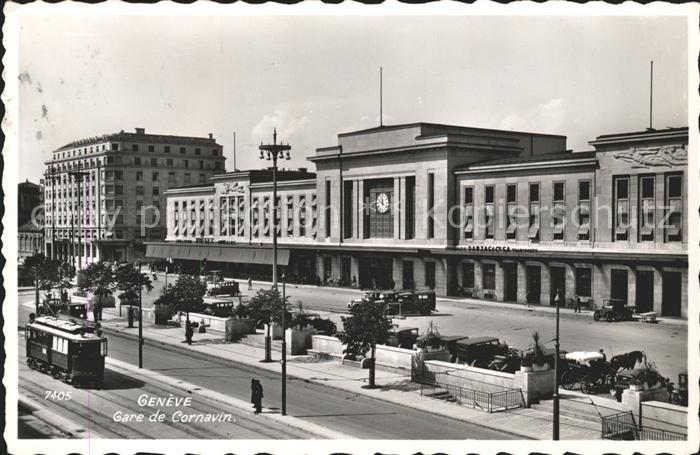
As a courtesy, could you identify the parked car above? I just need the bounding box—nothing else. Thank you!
[451,336,510,367]
[387,327,419,349]
[201,297,235,317]
[348,289,435,316]
[593,299,636,322]
[208,281,240,297]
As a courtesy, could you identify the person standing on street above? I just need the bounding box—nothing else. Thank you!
[248,276,253,291]
[574,294,582,313]
[251,379,263,414]
[185,321,194,345]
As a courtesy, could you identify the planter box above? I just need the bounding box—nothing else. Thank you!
[286,327,318,355]
[225,318,256,341]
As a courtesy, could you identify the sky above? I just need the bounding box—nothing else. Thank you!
[17,14,688,184]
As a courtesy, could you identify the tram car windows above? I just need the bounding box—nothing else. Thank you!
[25,315,107,388]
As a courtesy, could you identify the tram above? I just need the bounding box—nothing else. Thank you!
[24,313,108,388]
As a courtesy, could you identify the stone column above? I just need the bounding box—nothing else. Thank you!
[517,262,527,304]
[351,180,358,239]
[394,177,401,240]
[627,266,636,307]
[392,259,402,290]
[415,258,426,290]
[357,180,365,240]
[565,263,576,302]
[399,177,407,240]
[540,264,551,306]
[494,260,504,301]
[652,267,663,314]
[473,260,483,298]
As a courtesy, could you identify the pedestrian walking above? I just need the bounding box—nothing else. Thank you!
[251,379,263,414]
[574,294,582,313]
[185,321,194,345]
[248,276,253,290]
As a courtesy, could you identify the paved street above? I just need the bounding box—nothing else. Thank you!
[237,281,687,379]
[16,300,514,439]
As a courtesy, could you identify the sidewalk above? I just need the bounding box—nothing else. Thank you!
[100,307,600,440]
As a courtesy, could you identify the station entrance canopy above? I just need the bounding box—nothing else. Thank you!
[145,243,289,266]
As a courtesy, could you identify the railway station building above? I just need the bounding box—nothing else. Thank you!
[146,123,688,318]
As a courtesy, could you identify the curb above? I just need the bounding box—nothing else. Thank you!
[18,394,107,439]
[105,357,351,439]
[102,325,535,440]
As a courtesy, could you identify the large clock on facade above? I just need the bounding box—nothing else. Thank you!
[376,193,390,214]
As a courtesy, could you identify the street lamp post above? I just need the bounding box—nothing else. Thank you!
[258,129,291,410]
[281,273,287,415]
[138,260,143,369]
[553,289,561,440]
[33,248,40,315]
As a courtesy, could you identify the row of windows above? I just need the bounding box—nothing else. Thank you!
[476,181,590,205]
[130,143,218,156]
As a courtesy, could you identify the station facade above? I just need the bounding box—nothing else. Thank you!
[147,123,688,318]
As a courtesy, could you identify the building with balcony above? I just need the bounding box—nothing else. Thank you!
[44,128,226,265]
[146,123,688,318]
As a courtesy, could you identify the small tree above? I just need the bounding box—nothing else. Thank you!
[79,261,116,321]
[23,254,75,298]
[246,288,291,329]
[338,300,392,388]
[114,263,154,306]
[166,274,208,328]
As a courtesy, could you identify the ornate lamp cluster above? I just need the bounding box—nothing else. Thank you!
[258,128,291,162]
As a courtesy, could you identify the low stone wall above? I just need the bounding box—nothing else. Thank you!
[186,312,229,332]
[375,344,416,372]
[640,400,687,435]
[422,360,554,406]
[225,318,256,340]
[311,335,345,356]
[286,328,318,355]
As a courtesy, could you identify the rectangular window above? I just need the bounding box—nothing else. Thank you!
[114,170,123,180]
[166,158,173,167]
[184,160,189,168]
[195,148,201,155]
[325,180,332,238]
[199,173,206,184]
[168,172,176,184]
[164,146,171,153]
[529,183,540,203]
[199,161,204,169]
[150,158,157,166]
[135,157,142,165]
[485,185,494,204]
[212,149,218,156]
[553,182,564,202]
[665,174,682,242]
[152,172,159,181]
[427,172,435,239]
[136,186,144,195]
[132,144,139,152]
[639,175,655,241]
[180,147,186,154]
[506,184,517,203]
[614,176,629,241]
[463,187,474,240]
[405,176,415,239]
[107,156,114,164]
[152,187,159,196]
[148,145,155,153]
[111,143,119,151]
[184,173,191,185]
[575,267,592,298]
[343,180,353,239]
[115,185,123,195]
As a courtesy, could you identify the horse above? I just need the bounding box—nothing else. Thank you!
[609,350,644,373]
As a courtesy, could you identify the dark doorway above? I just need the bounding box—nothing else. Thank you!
[402,260,414,290]
[635,271,654,313]
[550,266,566,306]
[527,266,541,304]
[341,257,351,286]
[425,262,436,290]
[662,271,682,317]
[611,269,628,303]
[503,263,517,302]
[359,256,393,289]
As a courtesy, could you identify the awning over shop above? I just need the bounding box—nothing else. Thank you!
[145,243,289,266]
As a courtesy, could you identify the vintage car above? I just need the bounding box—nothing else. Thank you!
[207,281,241,297]
[349,289,435,316]
[201,297,236,317]
[593,299,636,322]
[451,336,510,367]
[387,327,419,349]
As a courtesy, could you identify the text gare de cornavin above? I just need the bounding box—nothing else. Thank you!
[112,393,233,424]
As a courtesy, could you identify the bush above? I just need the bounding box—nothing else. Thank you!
[154,304,175,325]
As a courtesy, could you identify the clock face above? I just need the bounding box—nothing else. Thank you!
[376,193,390,214]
